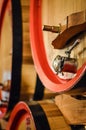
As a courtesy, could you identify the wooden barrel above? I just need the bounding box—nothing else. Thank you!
[6,100,71,130]
[30,0,86,93]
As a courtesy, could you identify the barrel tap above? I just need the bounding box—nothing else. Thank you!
[52,39,80,74]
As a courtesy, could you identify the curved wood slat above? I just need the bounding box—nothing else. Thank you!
[52,22,86,49]
[52,10,86,49]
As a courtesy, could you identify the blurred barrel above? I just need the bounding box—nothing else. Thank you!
[6,100,71,130]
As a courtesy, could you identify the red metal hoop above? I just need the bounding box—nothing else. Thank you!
[0,0,10,119]
[6,102,36,130]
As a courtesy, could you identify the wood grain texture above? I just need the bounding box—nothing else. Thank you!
[42,0,86,69]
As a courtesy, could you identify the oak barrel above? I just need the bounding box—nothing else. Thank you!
[6,100,71,130]
[30,0,86,93]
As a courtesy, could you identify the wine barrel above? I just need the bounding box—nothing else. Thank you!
[6,100,71,130]
[30,0,86,93]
